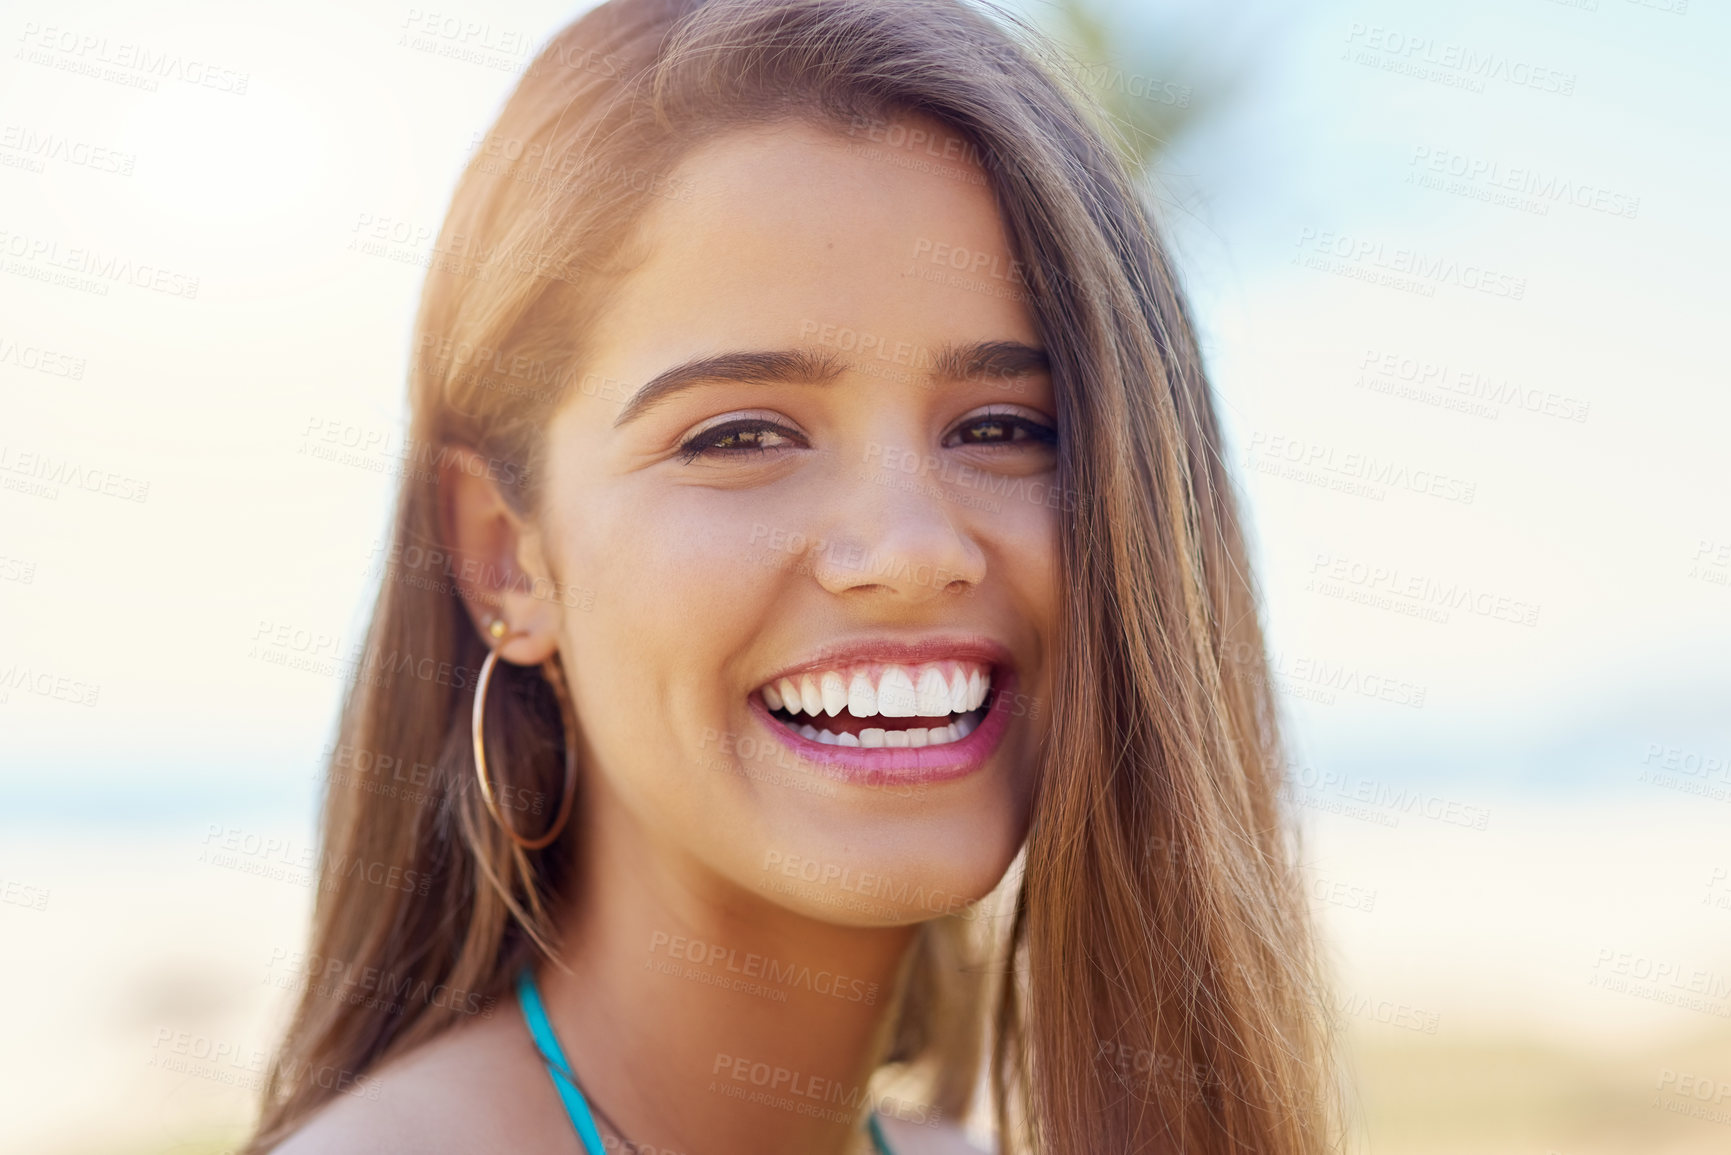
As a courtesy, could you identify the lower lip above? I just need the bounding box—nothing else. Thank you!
[745,670,1017,787]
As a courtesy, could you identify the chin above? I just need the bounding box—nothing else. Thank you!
[743,796,1027,928]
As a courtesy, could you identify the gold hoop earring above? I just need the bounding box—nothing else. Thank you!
[472,617,578,850]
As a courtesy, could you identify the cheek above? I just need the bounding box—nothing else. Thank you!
[550,487,782,751]
[608,489,802,630]
[979,493,1059,764]
[989,487,1061,620]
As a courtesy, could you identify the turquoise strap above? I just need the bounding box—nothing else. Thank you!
[516,968,610,1155]
[516,967,894,1155]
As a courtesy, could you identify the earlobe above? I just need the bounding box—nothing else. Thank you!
[493,525,563,665]
[479,607,559,668]
[438,445,562,666]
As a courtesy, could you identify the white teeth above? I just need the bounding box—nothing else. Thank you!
[799,674,823,716]
[947,669,969,714]
[848,673,877,718]
[915,668,951,716]
[776,718,976,747]
[877,667,917,717]
[820,671,847,716]
[761,660,996,733]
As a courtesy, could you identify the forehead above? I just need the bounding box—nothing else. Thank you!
[580,115,1039,382]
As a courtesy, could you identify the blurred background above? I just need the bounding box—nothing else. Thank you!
[1,0,1726,1151]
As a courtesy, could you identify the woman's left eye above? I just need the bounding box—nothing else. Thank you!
[944,410,1058,448]
[677,419,803,463]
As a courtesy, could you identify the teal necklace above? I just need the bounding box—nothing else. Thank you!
[517,969,895,1155]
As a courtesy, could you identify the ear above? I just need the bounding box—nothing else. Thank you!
[438,446,561,666]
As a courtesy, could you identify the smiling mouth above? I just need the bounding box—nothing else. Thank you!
[757,660,995,748]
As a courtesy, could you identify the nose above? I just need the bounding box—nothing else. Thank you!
[808,454,987,602]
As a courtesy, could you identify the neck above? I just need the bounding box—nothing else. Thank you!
[534,785,918,1155]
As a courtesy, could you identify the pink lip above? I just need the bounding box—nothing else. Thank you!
[756,634,1014,687]
[746,667,1019,787]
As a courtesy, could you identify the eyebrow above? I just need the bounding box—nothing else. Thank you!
[610,339,1050,428]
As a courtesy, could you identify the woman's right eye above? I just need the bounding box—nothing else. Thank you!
[677,419,804,464]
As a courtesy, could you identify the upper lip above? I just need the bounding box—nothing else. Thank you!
[755,634,1015,689]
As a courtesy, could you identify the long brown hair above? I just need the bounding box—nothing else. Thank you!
[247,0,1335,1151]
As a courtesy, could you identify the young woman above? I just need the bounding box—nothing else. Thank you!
[249,0,1334,1152]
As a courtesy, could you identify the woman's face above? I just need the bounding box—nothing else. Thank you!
[532,115,1057,924]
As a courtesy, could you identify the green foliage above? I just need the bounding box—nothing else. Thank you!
[1024,0,1232,173]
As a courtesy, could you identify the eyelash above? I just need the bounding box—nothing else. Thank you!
[677,419,802,464]
[947,408,1058,449]
[676,409,1057,463]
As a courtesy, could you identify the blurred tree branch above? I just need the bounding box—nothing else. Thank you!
[1015,0,1241,175]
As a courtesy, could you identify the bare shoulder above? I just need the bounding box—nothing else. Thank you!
[263,1011,570,1155]
[877,1113,996,1155]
